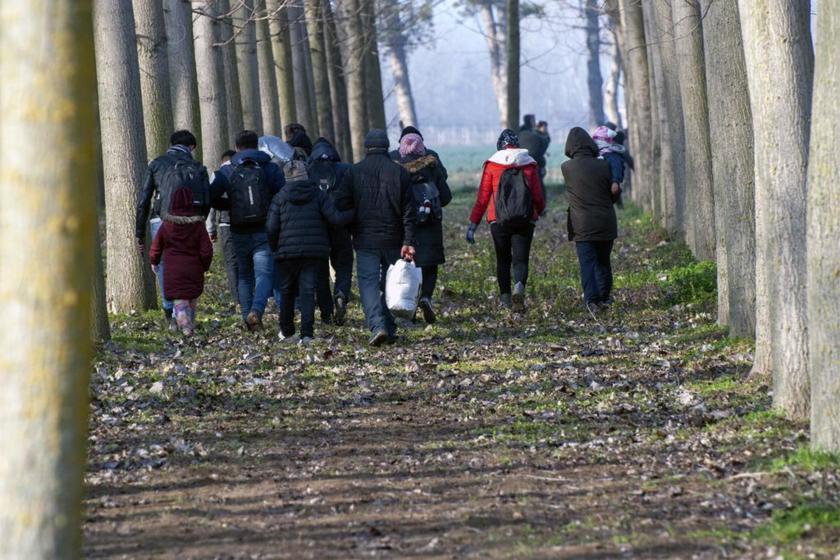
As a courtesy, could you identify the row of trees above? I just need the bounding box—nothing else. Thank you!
[608,0,838,450]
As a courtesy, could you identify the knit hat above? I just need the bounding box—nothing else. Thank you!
[399,125,422,140]
[592,125,617,155]
[496,129,519,150]
[283,159,309,181]
[399,133,426,157]
[364,129,389,151]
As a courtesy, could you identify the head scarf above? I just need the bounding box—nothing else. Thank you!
[399,133,426,157]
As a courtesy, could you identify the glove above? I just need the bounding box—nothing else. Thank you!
[466,223,477,245]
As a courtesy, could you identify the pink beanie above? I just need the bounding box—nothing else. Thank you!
[399,133,426,157]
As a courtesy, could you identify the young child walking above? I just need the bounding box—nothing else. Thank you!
[592,125,625,207]
[149,186,214,336]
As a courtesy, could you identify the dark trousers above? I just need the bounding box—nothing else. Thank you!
[316,259,334,322]
[218,226,239,305]
[356,248,400,335]
[330,226,354,299]
[490,222,535,295]
[575,240,614,304]
[421,265,438,299]
[276,258,320,338]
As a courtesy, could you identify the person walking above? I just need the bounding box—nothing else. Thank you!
[389,126,449,179]
[519,114,549,204]
[136,130,210,328]
[148,187,214,336]
[396,132,452,324]
[345,129,416,346]
[561,127,620,314]
[211,130,285,331]
[266,160,354,345]
[467,129,545,312]
[206,149,239,309]
[308,137,355,325]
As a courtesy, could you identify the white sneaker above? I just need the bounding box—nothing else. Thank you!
[279,333,300,344]
[299,336,314,347]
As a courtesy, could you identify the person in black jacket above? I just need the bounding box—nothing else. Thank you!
[284,123,314,158]
[136,129,209,327]
[266,161,353,344]
[308,137,354,325]
[396,132,452,324]
[345,129,417,346]
[560,127,620,315]
[519,114,549,204]
[389,126,449,180]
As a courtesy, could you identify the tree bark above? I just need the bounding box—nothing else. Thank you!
[255,0,282,134]
[739,0,813,420]
[133,0,174,159]
[324,0,353,159]
[342,0,368,160]
[95,0,154,313]
[193,1,230,167]
[603,37,622,129]
[808,0,840,451]
[478,1,507,128]
[289,3,315,132]
[584,0,605,128]
[306,0,335,139]
[267,0,297,130]
[381,2,418,128]
[92,220,111,343]
[235,0,263,133]
[300,11,321,134]
[163,0,201,156]
[361,0,387,131]
[0,2,97,557]
[505,0,520,130]
[700,0,755,337]
[671,0,715,261]
[219,0,244,141]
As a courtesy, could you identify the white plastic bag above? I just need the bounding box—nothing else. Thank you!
[385,260,422,317]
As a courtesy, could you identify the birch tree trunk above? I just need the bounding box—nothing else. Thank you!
[478,1,507,128]
[163,0,201,155]
[324,0,353,159]
[361,0,387,131]
[306,0,335,139]
[256,0,282,134]
[289,3,315,132]
[92,220,111,343]
[134,0,174,159]
[0,1,97,557]
[808,0,840,452]
[219,0,244,140]
[603,39,622,129]
[701,0,755,336]
[584,0,605,128]
[267,0,297,129]
[739,0,813,420]
[95,0,153,312]
[193,1,230,167]
[342,0,368,159]
[235,0,263,133]
[505,0,520,130]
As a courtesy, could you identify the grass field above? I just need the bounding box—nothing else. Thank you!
[435,144,566,188]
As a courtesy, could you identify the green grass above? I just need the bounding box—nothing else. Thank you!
[753,504,840,544]
[770,446,840,473]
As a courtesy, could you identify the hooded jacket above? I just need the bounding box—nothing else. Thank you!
[265,179,354,260]
[518,126,549,168]
[149,187,213,300]
[307,138,353,211]
[560,127,617,242]
[399,153,452,266]
[469,148,545,225]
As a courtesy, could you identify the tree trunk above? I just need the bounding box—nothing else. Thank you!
[92,221,111,343]
[342,0,368,160]
[267,0,297,129]
[289,3,314,132]
[95,0,153,313]
[255,0,282,134]
[163,0,201,156]
[477,1,507,127]
[306,0,335,139]
[361,0,387,131]
[808,0,840,452]
[301,13,321,134]
[381,3,418,128]
[193,1,230,168]
[739,0,813,420]
[324,0,353,160]
[700,0,755,337]
[235,0,263,133]
[505,0,520,130]
[219,0,244,141]
[133,0,174,159]
[584,0,605,128]
[671,0,715,261]
[0,2,97,557]
[603,38,622,129]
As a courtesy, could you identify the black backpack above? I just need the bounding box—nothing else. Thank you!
[308,161,338,193]
[227,159,270,226]
[156,157,210,218]
[494,168,533,227]
[411,180,443,222]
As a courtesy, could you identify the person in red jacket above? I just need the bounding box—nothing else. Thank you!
[467,129,545,311]
[149,186,214,335]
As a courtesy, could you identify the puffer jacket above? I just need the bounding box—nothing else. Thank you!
[266,179,354,260]
[345,150,416,250]
[469,148,545,225]
[561,127,617,242]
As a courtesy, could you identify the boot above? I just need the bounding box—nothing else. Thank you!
[418,297,436,324]
[512,282,526,313]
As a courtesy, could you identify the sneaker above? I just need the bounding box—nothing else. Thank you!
[500,293,512,309]
[164,309,177,331]
[334,293,347,326]
[512,282,526,313]
[418,297,436,324]
[246,311,263,331]
[181,327,193,337]
[385,334,398,345]
[300,336,314,347]
[585,301,602,318]
[279,332,300,344]
[369,329,388,347]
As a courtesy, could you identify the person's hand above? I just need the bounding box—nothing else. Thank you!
[465,223,477,245]
[151,263,159,275]
[210,232,218,243]
[136,238,145,255]
[611,182,622,196]
[401,245,416,261]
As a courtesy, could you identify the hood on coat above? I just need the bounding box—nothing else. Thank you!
[280,180,318,205]
[309,138,341,163]
[161,187,205,223]
[231,148,272,166]
[487,148,535,167]
[400,154,437,174]
[288,130,313,156]
[565,127,599,159]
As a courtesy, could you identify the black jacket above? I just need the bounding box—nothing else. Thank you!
[308,138,353,211]
[345,150,416,250]
[398,153,452,266]
[519,127,549,169]
[266,180,354,260]
[135,145,207,239]
[560,127,617,242]
[210,148,286,235]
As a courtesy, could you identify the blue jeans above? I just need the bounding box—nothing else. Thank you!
[150,219,173,311]
[231,231,274,321]
[356,248,401,335]
[575,240,614,304]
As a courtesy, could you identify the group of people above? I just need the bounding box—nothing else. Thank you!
[136,115,627,345]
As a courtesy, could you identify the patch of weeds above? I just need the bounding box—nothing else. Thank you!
[664,261,717,304]
[770,446,840,473]
[752,504,840,544]
[687,374,738,398]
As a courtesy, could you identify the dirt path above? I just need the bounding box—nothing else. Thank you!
[84,191,839,559]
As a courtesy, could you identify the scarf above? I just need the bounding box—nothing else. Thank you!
[399,133,426,157]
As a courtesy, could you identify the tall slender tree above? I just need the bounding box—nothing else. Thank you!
[584,0,604,127]
[235,0,263,132]
[505,0,520,129]
[324,0,353,159]
[267,0,297,129]
[379,0,419,127]
[256,0,282,134]
[301,11,321,133]
[289,2,315,131]
[307,0,336,139]
[163,0,201,156]
[219,0,244,140]
[360,0,387,131]
[342,0,369,159]
[739,0,813,420]
[193,1,230,167]
[0,2,97,557]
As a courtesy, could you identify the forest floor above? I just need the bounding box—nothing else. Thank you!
[84,187,840,559]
